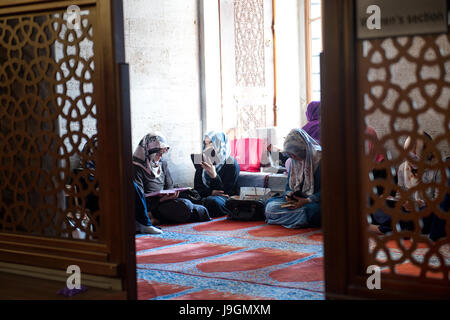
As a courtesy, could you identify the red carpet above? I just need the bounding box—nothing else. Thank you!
[136,217,324,300]
[136,218,449,299]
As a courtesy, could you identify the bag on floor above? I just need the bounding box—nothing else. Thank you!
[225,198,266,221]
[178,189,203,204]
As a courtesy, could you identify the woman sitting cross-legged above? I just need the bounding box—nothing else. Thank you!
[194,131,240,217]
[133,132,211,233]
[370,132,445,241]
[265,128,322,228]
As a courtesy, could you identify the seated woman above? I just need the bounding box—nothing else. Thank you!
[285,101,321,175]
[432,172,449,241]
[133,132,211,233]
[364,126,394,228]
[370,132,444,239]
[77,136,99,214]
[265,129,322,228]
[194,131,240,217]
[133,180,162,234]
[301,101,321,144]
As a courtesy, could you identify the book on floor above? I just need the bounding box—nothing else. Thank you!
[145,187,191,197]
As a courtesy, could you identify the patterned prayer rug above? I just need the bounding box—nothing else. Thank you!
[136,217,325,300]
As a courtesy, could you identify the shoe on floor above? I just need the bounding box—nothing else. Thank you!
[136,221,163,234]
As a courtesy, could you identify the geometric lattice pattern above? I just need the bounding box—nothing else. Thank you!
[0,9,101,241]
[360,34,449,281]
[233,0,265,87]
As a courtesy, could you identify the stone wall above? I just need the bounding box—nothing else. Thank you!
[123,0,202,186]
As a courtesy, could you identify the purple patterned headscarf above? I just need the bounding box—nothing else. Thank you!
[133,132,170,178]
[302,101,321,144]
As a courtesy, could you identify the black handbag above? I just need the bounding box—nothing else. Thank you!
[178,189,203,204]
[225,198,266,221]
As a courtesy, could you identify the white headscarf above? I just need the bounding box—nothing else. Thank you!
[399,133,438,201]
[283,129,322,196]
[132,132,169,178]
[201,131,231,187]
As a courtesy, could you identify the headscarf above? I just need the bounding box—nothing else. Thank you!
[133,132,169,178]
[365,126,384,163]
[80,136,98,170]
[399,132,436,201]
[283,129,322,196]
[301,101,321,144]
[202,131,231,187]
[80,136,98,182]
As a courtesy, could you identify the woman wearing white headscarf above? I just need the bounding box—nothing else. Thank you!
[194,131,240,217]
[133,132,211,234]
[264,129,322,228]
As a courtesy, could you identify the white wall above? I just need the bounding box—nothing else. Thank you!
[275,0,308,131]
[364,36,449,160]
[201,0,308,139]
[123,0,202,186]
[201,0,223,133]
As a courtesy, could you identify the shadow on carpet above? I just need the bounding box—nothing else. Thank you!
[136,217,325,300]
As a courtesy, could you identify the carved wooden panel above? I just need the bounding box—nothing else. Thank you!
[236,104,266,138]
[359,34,449,282]
[234,0,265,87]
[0,7,102,241]
[219,0,274,138]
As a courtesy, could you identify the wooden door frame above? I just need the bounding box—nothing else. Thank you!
[321,0,356,299]
[321,0,450,300]
[110,0,136,300]
[0,0,136,299]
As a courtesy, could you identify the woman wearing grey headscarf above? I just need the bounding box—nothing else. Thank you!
[264,129,322,228]
[133,132,211,234]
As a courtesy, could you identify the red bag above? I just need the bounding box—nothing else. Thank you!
[230,138,263,172]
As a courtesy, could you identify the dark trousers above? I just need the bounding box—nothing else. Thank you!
[134,181,153,227]
[203,195,231,218]
[372,208,446,241]
[151,198,211,224]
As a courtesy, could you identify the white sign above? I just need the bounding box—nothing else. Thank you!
[66,5,81,31]
[357,0,448,39]
[366,265,381,290]
[66,265,81,290]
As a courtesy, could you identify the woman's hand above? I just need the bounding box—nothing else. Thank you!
[160,191,179,202]
[288,195,312,209]
[416,199,426,208]
[201,161,217,179]
[402,200,413,212]
[285,191,294,202]
[211,190,229,198]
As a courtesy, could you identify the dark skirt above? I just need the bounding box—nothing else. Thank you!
[151,198,212,224]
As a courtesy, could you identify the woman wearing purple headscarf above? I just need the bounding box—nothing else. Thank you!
[302,101,321,144]
[285,102,321,175]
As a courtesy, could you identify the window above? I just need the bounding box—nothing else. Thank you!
[305,0,322,102]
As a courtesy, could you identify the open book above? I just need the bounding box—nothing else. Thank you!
[145,187,191,198]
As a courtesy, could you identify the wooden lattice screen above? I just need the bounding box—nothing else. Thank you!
[219,0,275,139]
[322,0,449,299]
[0,0,135,295]
[0,6,101,240]
[359,35,449,282]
